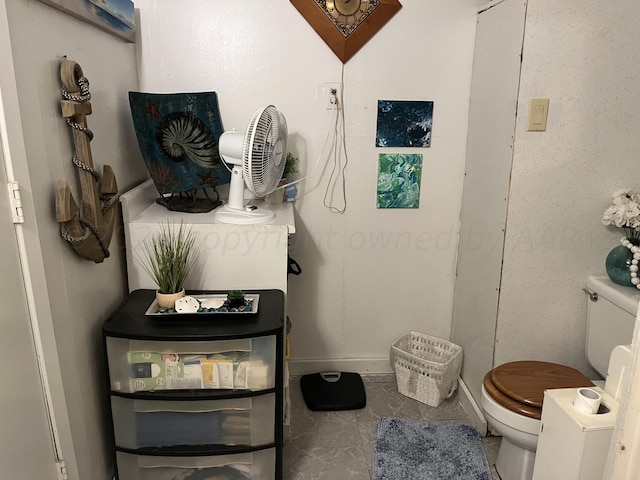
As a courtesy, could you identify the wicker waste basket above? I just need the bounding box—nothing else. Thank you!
[391,331,463,407]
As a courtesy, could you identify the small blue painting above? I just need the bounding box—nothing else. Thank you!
[376,100,433,147]
[377,154,423,209]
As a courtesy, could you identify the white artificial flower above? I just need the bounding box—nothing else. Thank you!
[603,189,640,234]
[626,204,640,219]
[613,188,633,198]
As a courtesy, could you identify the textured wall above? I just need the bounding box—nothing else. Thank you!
[452,0,640,408]
[496,0,640,371]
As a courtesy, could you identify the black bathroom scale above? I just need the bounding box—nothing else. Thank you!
[300,372,366,411]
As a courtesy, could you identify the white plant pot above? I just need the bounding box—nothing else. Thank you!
[156,289,186,309]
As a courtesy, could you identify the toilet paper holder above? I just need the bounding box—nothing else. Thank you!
[572,387,604,414]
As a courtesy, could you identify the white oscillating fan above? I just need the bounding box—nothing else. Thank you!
[215,105,287,224]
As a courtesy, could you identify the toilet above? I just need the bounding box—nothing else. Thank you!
[480,276,639,480]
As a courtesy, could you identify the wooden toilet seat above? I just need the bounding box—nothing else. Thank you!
[483,361,593,420]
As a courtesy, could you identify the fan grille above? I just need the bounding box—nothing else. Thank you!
[243,105,287,197]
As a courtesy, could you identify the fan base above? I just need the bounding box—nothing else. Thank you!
[214,204,275,225]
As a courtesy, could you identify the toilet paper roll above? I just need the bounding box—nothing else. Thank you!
[572,387,601,414]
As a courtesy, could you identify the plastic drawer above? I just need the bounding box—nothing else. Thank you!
[115,448,276,480]
[106,336,276,393]
[111,394,276,448]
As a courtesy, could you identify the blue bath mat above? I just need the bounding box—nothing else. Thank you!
[372,418,491,480]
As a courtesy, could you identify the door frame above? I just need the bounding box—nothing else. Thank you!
[0,3,77,478]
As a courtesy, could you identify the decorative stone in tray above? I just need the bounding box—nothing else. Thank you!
[145,294,259,315]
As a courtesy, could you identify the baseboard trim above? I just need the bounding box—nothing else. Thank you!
[288,358,394,376]
[458,376,487,436]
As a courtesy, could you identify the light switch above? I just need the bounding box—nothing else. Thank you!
[527,98,549,131]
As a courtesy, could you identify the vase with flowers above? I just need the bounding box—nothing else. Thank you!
[602,188,640,287]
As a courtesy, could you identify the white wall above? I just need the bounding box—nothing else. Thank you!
[4,0,147,478]
[134,0,478,372]
[496,0,640,371]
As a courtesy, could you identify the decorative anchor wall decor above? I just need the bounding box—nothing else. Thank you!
[55,59,119,263]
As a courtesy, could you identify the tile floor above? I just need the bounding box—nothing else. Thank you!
[283,374,501,480]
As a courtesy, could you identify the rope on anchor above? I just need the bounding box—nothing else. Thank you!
[101,191,121,215]
[61,76,91,102]
[59,200,111,259]
[62,76,94,140]
[72,153,99,181]
[60,222,90,244]
[59,74,118,258]
[79,216,110,258]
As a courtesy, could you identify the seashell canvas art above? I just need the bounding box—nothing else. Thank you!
[129,91,231,212]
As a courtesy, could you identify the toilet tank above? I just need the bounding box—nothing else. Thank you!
[585,276,639,377]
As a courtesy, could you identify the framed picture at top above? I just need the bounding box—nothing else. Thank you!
[290,0,402,63]
[38,0,135,42]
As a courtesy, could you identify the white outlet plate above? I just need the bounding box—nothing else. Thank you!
[325,82,342,110]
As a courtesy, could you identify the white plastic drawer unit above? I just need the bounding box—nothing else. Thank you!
[111,394,276,449]
[104,289,285,479]
[106,336,277,393]
[116,448,276,480]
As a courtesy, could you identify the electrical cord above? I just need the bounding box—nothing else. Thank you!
[288,68,348,213]
[275,105,339,192]
[322,64,348,214]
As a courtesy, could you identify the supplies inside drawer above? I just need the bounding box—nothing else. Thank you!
[116,448,276,480]
[111,394,276,448]
[106,336,276,393]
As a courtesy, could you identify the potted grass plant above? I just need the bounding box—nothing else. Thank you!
[282,152,299,180]
[135,221,201,309]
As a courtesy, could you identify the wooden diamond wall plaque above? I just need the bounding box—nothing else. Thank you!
[291,0,402,63]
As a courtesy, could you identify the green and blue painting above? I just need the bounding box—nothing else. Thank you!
[377,154,423,209]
